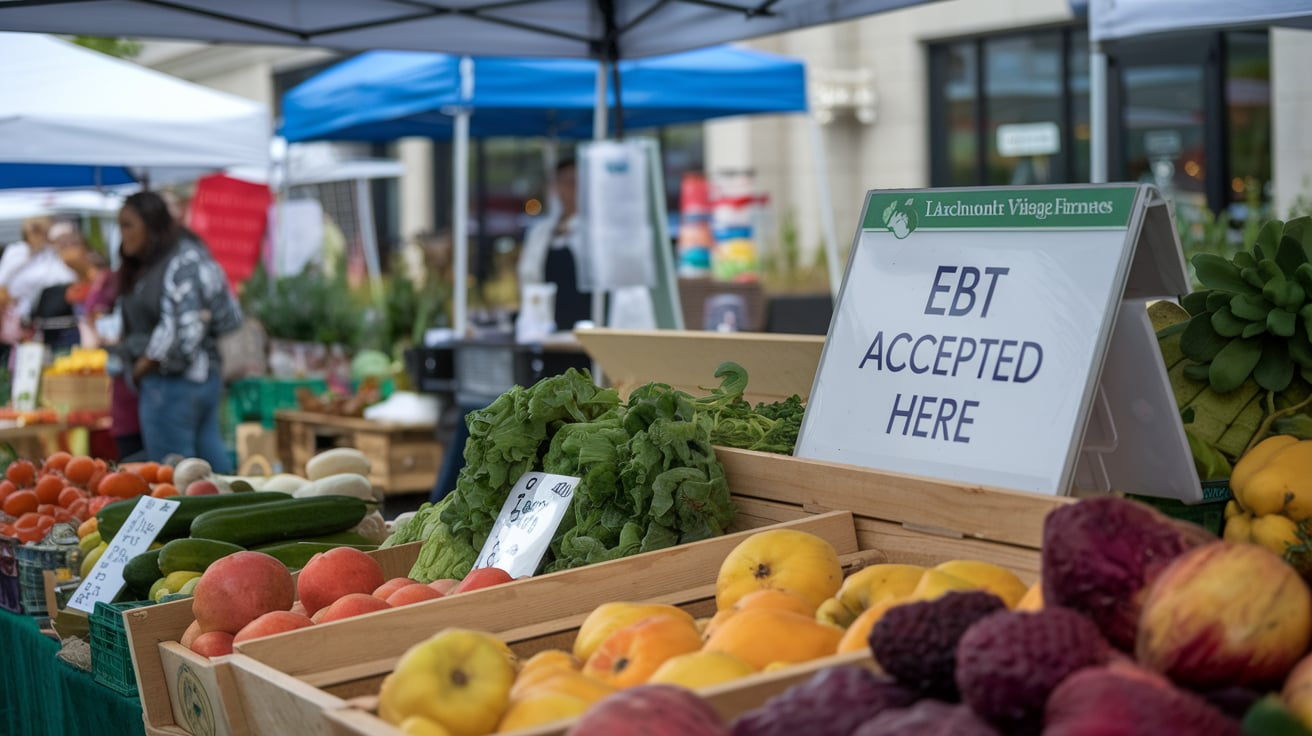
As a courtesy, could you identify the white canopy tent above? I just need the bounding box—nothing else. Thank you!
[1087,0,1312,184]
[0,32,271,187]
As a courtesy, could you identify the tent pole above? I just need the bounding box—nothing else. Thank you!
[807,114,841,300]
[453,56,474,337]
[1090,42,1109,184]
[590,62,608,380]
[355,177,385,310]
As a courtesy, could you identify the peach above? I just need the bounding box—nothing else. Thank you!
[386,583,444,607]
[179,619,203,649]
[428,578,459,595]
[190,631,235,657]
[452,567,513,594]
[316,592,391,623]
[373,576,419,600]
[234,610,315,644]
[192,551,294,634]
[297,547,386,616]
[185,480,220,496]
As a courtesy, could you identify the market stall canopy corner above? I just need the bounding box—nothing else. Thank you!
[0,31,271,188]
[1089,0,1312,41]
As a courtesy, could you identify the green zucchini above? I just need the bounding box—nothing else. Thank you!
[188,496,368,548]
[157,538,246,575]
[254,530,376,548]
[122,549,163,599]
[256,541,379,570]
[98,492,290,542]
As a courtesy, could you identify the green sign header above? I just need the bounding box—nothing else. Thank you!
[863,187,1139,237]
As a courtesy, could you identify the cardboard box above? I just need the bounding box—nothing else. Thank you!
[235,422,279,474]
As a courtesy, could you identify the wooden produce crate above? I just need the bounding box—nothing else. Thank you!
[274,410,443,496]
[126,543,422,736]
[221,449,1067,736]
[573,328,825,405]
[39,373,111,412]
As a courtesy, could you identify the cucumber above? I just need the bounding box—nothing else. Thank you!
[98,492,290,542]
[257,541,379,570]
[157,538,246,575]
[254,530,376,548]
[188,496,369,548]
[122,549,163,599]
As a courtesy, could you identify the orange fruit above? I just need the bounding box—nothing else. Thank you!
[57,487,86,508]
[34,475,64,505]
[155,465,173,484]
[581,616,704,688]
[86,469,106,495]
[150,483,179,498]
[13,511,40,531]
[66,499,89,523]
[97,472,150,499]
[42,452,72,473]
[64,456,96,485]
[703,608,844,669]
[6,460,36,488]
[136,462,160,484]
[0,480,14,502]
[3,490,38,517]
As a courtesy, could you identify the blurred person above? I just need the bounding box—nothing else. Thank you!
[115,191,242,471]
[517,158,592,332]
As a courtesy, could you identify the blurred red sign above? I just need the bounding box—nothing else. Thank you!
[187,174,271,289]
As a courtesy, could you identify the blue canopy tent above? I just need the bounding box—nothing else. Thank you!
[281,45,838,332]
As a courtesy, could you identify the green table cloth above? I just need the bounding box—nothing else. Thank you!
[0,608,146,736]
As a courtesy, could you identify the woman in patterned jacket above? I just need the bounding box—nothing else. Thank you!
[116,191,242,471]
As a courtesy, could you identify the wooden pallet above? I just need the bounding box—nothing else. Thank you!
[274,410,443,496]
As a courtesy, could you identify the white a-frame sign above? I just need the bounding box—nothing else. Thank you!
[796,184,1202,503]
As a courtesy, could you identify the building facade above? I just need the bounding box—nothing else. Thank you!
[133,0,1311,290]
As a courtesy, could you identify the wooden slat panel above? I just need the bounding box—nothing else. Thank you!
[852,517,1041,584]
[574,328,824,405]
[718,447,1067,549]
[234,512,858,680]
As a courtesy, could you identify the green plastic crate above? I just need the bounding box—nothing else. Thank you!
[225,376,328,428]
[1127,481,1232,537]
[89,600,153,696]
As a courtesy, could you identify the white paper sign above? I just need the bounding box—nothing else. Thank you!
[66,496,181,613]
[12,342,45,411]
[472,472,580,578]
[797,186,1143,496]
[997,122,1061,157]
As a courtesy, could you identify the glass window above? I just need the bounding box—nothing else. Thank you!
[935,41,979,186]
[1121,59,1207,214]
[1226,31,1272,219]
[1068,29,1091,183]
[928,28,1085,188]
[984,32,1064,185]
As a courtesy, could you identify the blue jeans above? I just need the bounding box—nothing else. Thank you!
[138,372,231,473]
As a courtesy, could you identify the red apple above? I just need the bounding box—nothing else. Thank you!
[185,480,220,496]
[452,567,514,594]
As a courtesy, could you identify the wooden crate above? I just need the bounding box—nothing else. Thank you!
[220,448,1067,736]
[125,543,422,736]
[573,328,825,405]
[274,410,443,496]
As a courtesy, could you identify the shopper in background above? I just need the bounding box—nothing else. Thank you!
[517,158,592,332]
[116,191,242,472]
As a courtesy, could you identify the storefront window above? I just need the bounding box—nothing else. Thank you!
[1119,52,1208,214]
[985,32,1063,185]
[930,27,1085,188]
[1227,31,1272,219]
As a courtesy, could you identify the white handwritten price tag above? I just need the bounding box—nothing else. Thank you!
[472,472,579,578]
[66,496,181,613]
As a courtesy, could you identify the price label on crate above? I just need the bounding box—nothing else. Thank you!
[472,472,579,579]
[66,497,180,613]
